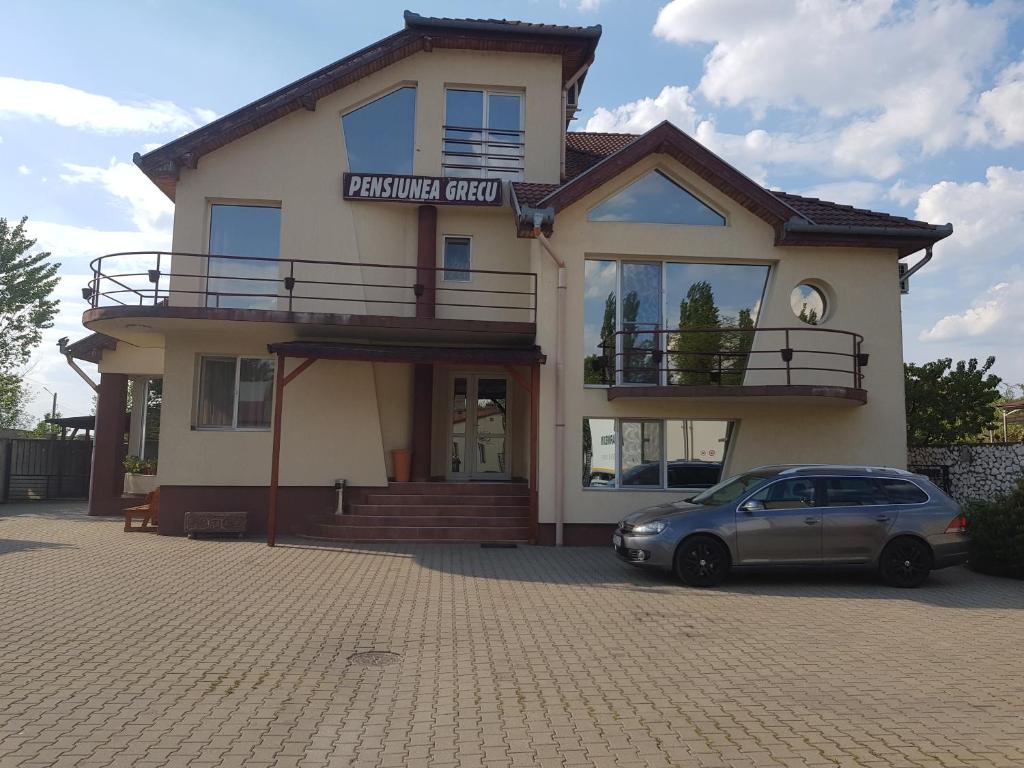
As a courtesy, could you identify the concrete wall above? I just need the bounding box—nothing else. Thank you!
[909,444,1024,503]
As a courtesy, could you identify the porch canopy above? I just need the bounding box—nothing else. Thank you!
[263,340,545,545]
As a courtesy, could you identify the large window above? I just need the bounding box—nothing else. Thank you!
[207,204,281,310]
[583,418,733,490]
[587,171,726,226]
[583,259,769,386]
[196,356,275,430]
[341,86,416,175]
[443,89,523,180]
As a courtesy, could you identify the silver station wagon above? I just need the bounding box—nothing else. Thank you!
[613,465,969,588]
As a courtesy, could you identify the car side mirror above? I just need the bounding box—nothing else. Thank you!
[739,500,765,514]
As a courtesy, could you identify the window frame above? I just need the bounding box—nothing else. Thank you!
[441,234,473,283]
[194,354,276,432]
[583,417,735,492]
[583,257,772,388]
[340,85,418,175]
[442,87,524,180]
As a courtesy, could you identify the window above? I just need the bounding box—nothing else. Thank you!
[749,478,818,510]
[878,479,929,504]
[822,477,889,507]
[341,87,416,175]
[583,259,769,385]
[583,418,733,490]
[208,204,281,310]
[587,171,726,226]
[791,283,827,325]
[196,356,275,429]
[443,89,523,180]
[443,236,471,282]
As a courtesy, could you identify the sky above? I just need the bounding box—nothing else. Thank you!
[1,0,1022,420]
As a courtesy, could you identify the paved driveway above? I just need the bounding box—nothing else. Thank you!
[1,502,1022,768]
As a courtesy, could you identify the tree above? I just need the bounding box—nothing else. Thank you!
[27,411,62,438]
[905,357,1003,446]
[0,217,60,374]
[0,373,32,430]
[674,281,721,385]
[583,291,617,385]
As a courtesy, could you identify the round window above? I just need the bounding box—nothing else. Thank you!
[791,283,827,325]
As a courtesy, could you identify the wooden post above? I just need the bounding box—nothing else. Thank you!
[416,205,437,320]
[267,353,286,547]
[411,363,433,482]
[529,363,540,545]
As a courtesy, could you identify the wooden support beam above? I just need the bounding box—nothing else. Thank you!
[529,362,540,545]
[283,357,317,386]
[504,365,531,396]
[267,354,286,547]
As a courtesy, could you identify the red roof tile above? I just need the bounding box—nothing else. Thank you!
[771,191,938,230]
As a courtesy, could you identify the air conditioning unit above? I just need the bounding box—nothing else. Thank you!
[899,262,910,294]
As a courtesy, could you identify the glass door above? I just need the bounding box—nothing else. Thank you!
[448,374,510,480]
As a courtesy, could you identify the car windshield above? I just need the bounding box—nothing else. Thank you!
[687,471,776,506]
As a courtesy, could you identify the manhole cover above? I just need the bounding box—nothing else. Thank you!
[348,651,401,667]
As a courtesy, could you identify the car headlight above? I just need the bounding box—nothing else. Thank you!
[631,520,667,535]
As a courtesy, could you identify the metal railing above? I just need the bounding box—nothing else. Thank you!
[85,251,538,323]
[442,124,524,179]
[586,326,866,389]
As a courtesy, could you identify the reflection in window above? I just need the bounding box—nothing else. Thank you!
[582,259,769,386]
[443,236,471,282]
[208,205,281,310]
[196,356,275,429]
[341,87,416,174]
[582,418,617,487]
[791,283,826,325]
[587,171,726,226]
[583,418,732,489]
[443,89,523,180]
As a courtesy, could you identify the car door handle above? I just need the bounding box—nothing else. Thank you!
[804,517,819,525]
[874,515,891,523]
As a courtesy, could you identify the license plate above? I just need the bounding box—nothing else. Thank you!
[612,534,622,549]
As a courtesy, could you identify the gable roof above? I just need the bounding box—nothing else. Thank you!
[512,123,951,255]
[134,11,601,200]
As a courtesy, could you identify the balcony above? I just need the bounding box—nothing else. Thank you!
[442,124,525,180]
[82,251,538,347]
[589,326,867,404]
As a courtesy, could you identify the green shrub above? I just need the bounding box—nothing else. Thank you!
[966,477,1024,579]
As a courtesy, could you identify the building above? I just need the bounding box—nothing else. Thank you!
[76,11,952,544]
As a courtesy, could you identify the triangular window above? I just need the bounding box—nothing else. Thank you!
[587,170,726,226]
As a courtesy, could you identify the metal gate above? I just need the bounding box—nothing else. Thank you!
[1,439,93,501]
[909,464,952,495]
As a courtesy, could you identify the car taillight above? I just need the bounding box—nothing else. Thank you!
[945,513,967,534]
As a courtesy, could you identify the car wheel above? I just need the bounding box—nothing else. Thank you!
[879,537,932,588]
[674,535,730,587]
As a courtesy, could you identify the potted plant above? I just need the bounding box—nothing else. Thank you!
[123,455,159,495]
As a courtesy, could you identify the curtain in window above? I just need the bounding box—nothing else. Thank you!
[197,357,236,428]
[237,358,275,428]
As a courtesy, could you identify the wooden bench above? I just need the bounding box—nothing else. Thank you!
[185,510,248,539]
[124,488,160,532]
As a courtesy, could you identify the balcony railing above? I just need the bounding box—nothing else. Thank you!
[442,124,524,180]
[84,251,538,324]
[587,326,866,390]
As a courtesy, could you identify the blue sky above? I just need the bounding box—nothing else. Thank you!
[1,0,1022,419]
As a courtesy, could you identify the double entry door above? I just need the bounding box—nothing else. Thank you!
[448,374,510,480]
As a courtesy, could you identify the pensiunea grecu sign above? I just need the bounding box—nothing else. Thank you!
[342,173,503,206]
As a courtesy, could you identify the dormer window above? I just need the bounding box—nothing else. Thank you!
[341,86,417,175]
[443,88,523,180]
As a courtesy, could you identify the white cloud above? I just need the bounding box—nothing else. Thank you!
[692,120,834,184]
[59,159,173,234]
[0,76,216,134]
[17,164,31,175]
[652,0,1016,177]
[969,57,1024,147]
[585,85,698,134]
[920,280,1024,342]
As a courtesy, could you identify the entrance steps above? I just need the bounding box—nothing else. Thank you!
[306,482,532,543]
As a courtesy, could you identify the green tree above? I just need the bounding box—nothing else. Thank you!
[797,303,819,325]
[720,307,755,386]
[0,373,32,430]
[583,291,617,385]
[905,357,1003,446]
[674,281,721,385]
[0,217,61,373]
[27,411,62,438]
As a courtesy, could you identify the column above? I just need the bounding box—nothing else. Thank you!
[88,373,128,515]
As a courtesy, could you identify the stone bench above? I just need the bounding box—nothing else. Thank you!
[185,510,248,539]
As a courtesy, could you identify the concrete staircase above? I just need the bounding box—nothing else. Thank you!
[307,482,532,543]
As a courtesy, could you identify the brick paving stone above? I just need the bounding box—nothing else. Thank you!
[1,501,1023,767]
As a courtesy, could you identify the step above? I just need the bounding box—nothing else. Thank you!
[362,493,529,506]
[327,514,529,528]
[379,482,529,496]
[349,504,529,517]
[310,523,531,542]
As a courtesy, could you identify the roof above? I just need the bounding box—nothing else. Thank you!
[511,123,952,254]
[60,332,116,364]
[135,11,601,199]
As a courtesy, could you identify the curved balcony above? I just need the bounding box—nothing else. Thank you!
[589,326,867,404]
[81,251,538,346]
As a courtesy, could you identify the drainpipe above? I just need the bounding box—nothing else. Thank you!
[534,227,567,546]
[57,337,99,392]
